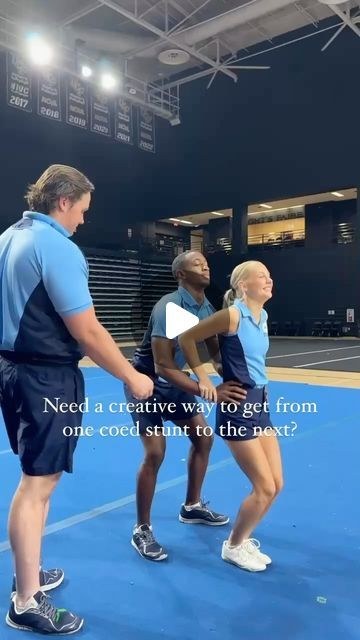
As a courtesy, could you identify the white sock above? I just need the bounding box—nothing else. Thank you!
[14,595,38,614]
[184,502,201,511]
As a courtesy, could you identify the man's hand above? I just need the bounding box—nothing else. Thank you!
[128,372,154,400]
[198,375,218,403]
[216,381,247,404]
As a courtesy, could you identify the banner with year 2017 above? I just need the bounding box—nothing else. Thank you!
[37,69,62,121]
[6,52,32,112]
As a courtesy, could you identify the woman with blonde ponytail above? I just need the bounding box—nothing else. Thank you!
[179,260,283,573]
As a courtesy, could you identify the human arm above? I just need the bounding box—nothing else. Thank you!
[179,307,246,403]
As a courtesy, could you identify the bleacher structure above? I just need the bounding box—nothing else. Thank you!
[86,253,174,343]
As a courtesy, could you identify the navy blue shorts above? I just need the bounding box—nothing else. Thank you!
[124,377,198,435]
[215,387,273,441]
[0,357,84,476]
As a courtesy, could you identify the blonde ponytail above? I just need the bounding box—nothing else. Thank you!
[223,288,235,308]
[225,260,264,305]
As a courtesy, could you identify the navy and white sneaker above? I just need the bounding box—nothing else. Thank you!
[6,591,84,635]
[11,568,64,598]
[179,500,229,526]
[131,524,168,561]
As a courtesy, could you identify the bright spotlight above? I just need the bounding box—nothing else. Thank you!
[27,33,53,66]
[81,65,93,78]
[101,73,117,91]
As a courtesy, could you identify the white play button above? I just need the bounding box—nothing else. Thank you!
[166,302,199,340]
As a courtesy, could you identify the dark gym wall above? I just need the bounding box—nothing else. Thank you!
[305,199,356,249]
[207,244,357,330]
[144,25,360,218]
[1,23,360,244]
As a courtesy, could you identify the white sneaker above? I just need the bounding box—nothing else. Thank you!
[221,540,267,572]
[244,538,272,565]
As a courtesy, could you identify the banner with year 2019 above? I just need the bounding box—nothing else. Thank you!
[66,75,88,129]
[6,52,32,112]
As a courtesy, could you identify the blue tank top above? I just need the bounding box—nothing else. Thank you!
[219,299,269,388]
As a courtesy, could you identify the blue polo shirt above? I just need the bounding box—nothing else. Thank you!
[0,211,93,363]
[219,299,269,388]
[133,286,215,376]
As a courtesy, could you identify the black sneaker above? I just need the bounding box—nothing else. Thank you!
[6,591,84,635]
[11,568,64,598]
[131,524,168,561]
[179,500,230,526]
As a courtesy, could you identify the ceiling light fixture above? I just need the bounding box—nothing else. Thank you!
[169,218,192,225]
[81,65,93,78]
[27,33,53,66]
[248,205,303,216]
[101,72,118,91]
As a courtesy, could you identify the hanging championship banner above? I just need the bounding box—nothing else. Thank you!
[37,69,62,121]
[6,52,32,112]
[114,97,134,145]
[66,76,88,129]
[90,89,111,136]
[138,107,156,153]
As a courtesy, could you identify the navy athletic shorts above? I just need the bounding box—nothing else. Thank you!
[124,377,198,435]
[0,356,84,475]
[215,386,273,441]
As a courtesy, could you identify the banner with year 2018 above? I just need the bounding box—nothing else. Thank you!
[65,75,88,129]
[37,68,62,121]
[6,52,32,112]
[138,107,156,153]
